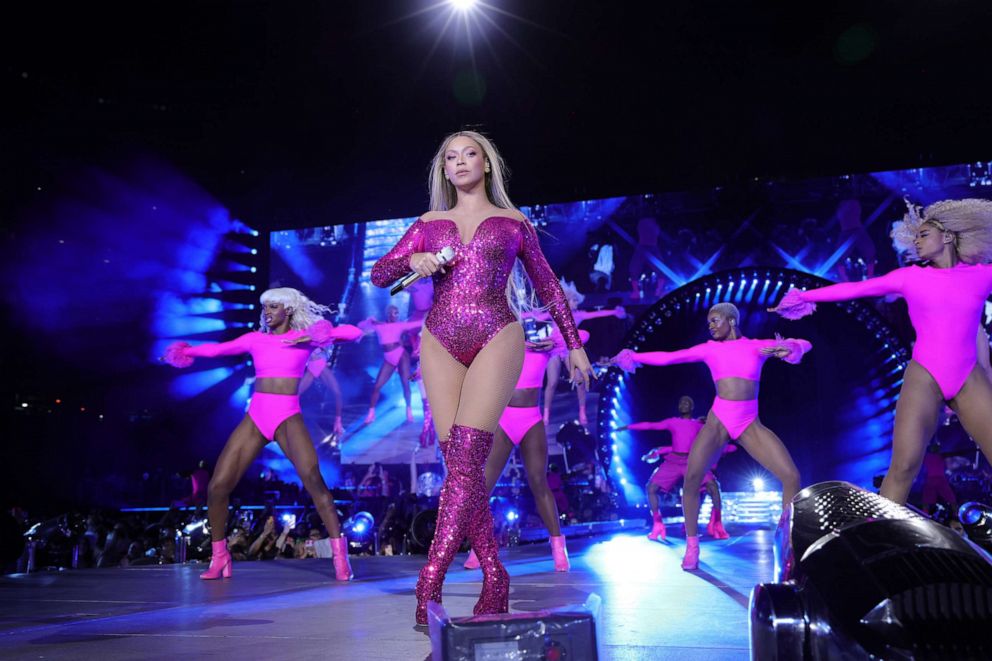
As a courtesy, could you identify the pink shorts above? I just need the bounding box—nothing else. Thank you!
[248,392,302,441]
[648,453,716,493]
[498,405,543,446]
[307,357,327,378]
[711,396,759,440]
[383,346,406,367]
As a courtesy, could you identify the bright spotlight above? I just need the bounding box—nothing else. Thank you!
[505,509,519,523]
[450,0,477,10]
[752,477,766,492]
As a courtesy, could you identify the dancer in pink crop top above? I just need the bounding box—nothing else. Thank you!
[462,327,592,573]
[163,287,361,582]
[358,305,423,423]
[612,302,810,570]
[619,395,736,541]
[772,197,992,506]
[371,131,593,626]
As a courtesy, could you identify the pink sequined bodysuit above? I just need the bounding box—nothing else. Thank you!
[777,263,992,399]
[370,216,582,366]
[617,337,812,439]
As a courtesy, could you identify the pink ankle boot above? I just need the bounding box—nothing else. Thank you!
[681,535,699,570]
[200,540,232,580]
[330,536,353,581]
[463,549,480,569]
[550,535,570,572]
[647,513,667,541]
[707,507,730,539]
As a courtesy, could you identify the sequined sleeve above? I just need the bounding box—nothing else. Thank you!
[518,221,583,349]
[370,219,426,288]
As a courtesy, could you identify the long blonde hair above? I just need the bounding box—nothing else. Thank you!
[890,197,992,263]
[428,130,533,315]
[427,130,514,212]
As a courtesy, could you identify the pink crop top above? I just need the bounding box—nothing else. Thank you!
[623,336,812,382]
[631,417,705,453]
[164,320,362,378]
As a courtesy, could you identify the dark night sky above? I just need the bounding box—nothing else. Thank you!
[7,1,992,228]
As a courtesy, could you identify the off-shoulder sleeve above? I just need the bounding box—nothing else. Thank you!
[774,268,906,319]
[370,219,426,287]
[163,332,255,367]
[517,221,582,349]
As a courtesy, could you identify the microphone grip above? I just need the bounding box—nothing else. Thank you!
[390,272,421,296]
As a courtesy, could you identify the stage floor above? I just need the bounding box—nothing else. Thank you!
[0,527,772,660]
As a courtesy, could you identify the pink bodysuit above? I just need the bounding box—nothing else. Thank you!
[776,263,992,399]
[371,320,423,366]
[616,337,812,439]
[631,417,705,454]
[498,329,591,445]
[370,216,582,366]
[165,321,362,439]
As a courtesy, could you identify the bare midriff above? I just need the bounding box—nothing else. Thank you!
[255,377,301,395]
[714,377,758,401]
[507,387,541,408]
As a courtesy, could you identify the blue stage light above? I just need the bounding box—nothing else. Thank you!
[505,509,519,522]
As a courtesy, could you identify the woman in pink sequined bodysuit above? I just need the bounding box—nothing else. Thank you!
[371,131,593,625]
[772,198,992,505]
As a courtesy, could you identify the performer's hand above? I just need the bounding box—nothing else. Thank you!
[282,335,312,345]
[567,348,595,390]
[759,345,791,358]
[614,305,627,319]
[410,252,446,277]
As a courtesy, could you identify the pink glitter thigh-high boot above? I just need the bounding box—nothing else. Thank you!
[415,424,502,624]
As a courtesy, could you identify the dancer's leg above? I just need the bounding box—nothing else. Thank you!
[319,369,343,419]
[274,415,341,537]
[369,361,397,408]
[543,356,562,422]
[398,351,413,408]
[484,429,515,494]
[519,422,561,536]
[881,361,944,503]
[736,421,801,509]
[950,364,992,468]
[299,371,315,395]
[207,416,268,541]
[682,418,731,538]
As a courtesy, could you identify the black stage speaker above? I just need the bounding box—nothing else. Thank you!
[428,594,601,661]
[751,481,992,660]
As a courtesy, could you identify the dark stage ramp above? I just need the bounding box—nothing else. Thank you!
[0,528,772,660]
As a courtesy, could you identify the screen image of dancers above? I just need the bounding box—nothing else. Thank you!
[162,287,362,581]
[370,130,592,626]
[612,302,811,570]
[462,326,592,573]
[619,395,737,541]
[359,305,422,423]
[299,347,345,435]
[771,198,992,508]
[525,281,624,427]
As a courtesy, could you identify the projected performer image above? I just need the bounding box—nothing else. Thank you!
[613,302,811,569]
[370,130,593,625]
[299,347,345,436]
[359,305,423,424]
[163,287,362,581]
[772,198,992,507]
[618,395,736,542]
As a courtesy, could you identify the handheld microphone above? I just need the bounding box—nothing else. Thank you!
[390,246,455,295]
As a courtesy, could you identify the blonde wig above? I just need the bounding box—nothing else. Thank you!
[259,288,331,332]
[890,197,992,263]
